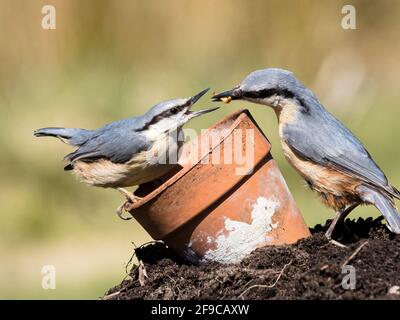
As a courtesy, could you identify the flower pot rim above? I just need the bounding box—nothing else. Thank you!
[129,108,260,212]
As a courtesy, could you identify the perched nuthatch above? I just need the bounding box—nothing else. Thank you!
[213,68,400,238]
[34,89,218,219]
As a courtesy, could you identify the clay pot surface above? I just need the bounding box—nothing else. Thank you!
[129,109,311,264]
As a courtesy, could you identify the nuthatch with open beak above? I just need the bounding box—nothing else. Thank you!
[34,88,218,219]
[213,68,400,238]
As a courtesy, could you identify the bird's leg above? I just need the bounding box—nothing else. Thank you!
[325,203,359,239]
[115,188,143,220]
[117,187,141,203]
[325,211,342,240]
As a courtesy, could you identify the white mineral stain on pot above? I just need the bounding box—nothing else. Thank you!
[203,197,280,264]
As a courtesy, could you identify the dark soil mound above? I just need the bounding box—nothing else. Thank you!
[103,217,400,300]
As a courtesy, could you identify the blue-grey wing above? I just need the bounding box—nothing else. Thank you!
[66,129,149,164]
[282,113,399,199]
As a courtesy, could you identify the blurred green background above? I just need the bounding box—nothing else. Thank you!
[0,0,399,299]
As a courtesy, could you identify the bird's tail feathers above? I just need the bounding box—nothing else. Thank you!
[34,127,93,146]
[392,186,400,200]
[358,185,400,234]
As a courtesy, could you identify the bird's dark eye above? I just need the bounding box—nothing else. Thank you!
[170,107,180,114]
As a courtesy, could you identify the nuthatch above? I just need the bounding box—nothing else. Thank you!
[213,68,400,238]
[34,88,218,219]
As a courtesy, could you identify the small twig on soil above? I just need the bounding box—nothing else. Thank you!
[329,240,348,248]
[166,274,182,296]
[243,278,254,288]
[241,267,280,274]
[123,241,142,275]
[124,252,136,275]
[102,291,121,300]
[101,281,138,300]
[138,260,148,286]
[341,240,369,268]
[137,240,163,249]
[238,260,292,300]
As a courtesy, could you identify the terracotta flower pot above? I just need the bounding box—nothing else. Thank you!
[128,109,310,264]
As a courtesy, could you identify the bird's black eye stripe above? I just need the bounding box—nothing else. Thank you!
[140,105,186,130]
[243,88,295,100]
[243,87,309,112]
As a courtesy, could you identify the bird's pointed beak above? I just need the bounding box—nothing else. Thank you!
[190,88,210,105]
[188,106,220,119]
[185,88,219,119]
[211,88,242,103]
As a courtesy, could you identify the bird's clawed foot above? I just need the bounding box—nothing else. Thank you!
[116,188,143,220]
[116,202,134,220]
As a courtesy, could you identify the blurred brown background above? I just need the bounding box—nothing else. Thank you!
[0,0,399,298]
